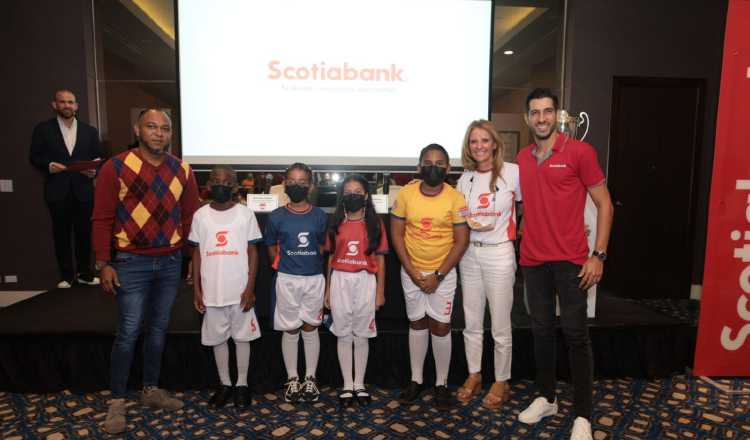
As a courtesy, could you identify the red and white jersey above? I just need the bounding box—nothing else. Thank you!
[188,204,263,306]
[329,218,388,273]
[457,163,522,244]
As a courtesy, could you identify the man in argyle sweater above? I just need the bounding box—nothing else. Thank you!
[92,109,199,434]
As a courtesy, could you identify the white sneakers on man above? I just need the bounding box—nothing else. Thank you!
[518,396,558,424]
[519,396,592,439]
[570,416,593,440]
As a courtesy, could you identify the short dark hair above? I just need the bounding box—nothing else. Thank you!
[209,165,238,186]
[286,162,313,181]
[53,89,75,101]
[418,143,450,164]
[525,88,559,113]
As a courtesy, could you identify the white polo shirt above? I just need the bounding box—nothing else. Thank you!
[188,204,263,306]
[457,163,522,244]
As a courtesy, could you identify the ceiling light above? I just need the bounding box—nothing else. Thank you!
[503,50,514,55]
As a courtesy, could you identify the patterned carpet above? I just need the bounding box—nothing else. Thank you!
[1,376,748,439]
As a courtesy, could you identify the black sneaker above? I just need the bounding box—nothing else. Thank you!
[209,385,234,408]
[338,389,354,408]
[399,381,424,403]
[302,376,320,402]
[355,388,371,406]
[434,385,452,411]
[284,377,301,403]
[234,385,252,408]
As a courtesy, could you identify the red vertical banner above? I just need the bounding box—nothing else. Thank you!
[694,0,750,376]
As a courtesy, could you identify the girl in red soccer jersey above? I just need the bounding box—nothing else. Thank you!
[324,175,388,407]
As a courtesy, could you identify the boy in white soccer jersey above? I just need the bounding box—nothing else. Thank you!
[190,166,263,408]
[325,174,388,407]
[265,163,329,403]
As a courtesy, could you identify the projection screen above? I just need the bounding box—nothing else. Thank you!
[177,0,493,167]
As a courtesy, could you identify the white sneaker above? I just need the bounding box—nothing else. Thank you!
[56,280,72,289]
[77,275,101,286]
[518,396,558,424]
[570,417,593,440]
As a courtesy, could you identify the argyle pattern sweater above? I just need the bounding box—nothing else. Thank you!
[92,149,199,262]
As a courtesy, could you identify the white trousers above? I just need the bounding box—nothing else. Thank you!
[459,241,515,381]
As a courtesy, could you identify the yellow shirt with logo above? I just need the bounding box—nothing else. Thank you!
[391,180,467,271]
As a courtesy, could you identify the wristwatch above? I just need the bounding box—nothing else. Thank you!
[592,250,607,262]
[94,260,110,271]
[434,270,446,282]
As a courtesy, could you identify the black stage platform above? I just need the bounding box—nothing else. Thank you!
[0,280,698,394]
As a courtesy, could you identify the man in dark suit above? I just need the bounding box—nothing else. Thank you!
[29,90,105,289]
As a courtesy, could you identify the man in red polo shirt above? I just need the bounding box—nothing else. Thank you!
[516,89,613,440]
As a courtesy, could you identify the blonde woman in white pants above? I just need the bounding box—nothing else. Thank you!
[456,120,521,409]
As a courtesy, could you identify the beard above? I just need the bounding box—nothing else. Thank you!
[139,137,169,156]
[57,108,75,119]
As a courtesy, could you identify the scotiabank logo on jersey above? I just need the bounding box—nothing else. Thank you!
[346,240,360,256]
[297,232,310,248]
[216,231,229,247]
[414,217,434,239]
[335,240,367,267]
[477,193,491,209]
[206,230,239,257]
[286,231,317,256]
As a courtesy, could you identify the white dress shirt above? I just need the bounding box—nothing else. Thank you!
[56,116,78,155]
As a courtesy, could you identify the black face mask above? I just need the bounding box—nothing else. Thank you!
[285,184,309,203]
[209,185,233,203]
[342,193,366,212]
[420,165,447,187]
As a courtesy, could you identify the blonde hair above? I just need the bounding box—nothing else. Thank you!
[461,119,504,192]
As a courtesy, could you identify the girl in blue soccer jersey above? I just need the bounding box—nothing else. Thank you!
[324,174,388,407]
[265,163,328,403]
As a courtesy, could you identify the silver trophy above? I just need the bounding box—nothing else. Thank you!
[557,109,590,141]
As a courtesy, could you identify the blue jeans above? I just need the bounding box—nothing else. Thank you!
[110,251,182,396]
[523,261,593,419]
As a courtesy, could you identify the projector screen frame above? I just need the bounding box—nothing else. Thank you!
[174,0,496,171]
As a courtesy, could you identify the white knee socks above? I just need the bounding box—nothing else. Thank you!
[282,332,300,379]
[409,328,429,384]
[353,336,369,390]
[301,328,320,378]
[213,341,231,386]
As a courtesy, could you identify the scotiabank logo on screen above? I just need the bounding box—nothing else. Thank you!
[268,60,405,82]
